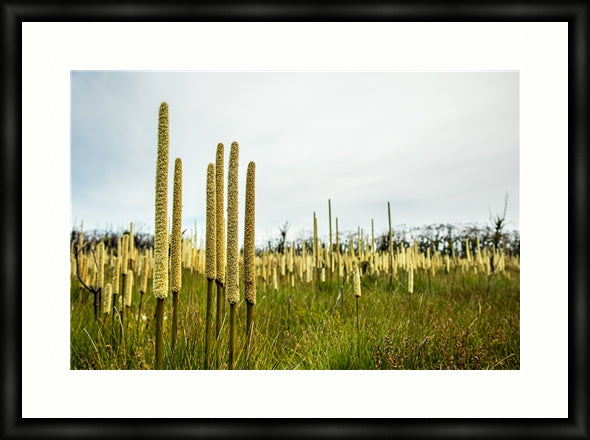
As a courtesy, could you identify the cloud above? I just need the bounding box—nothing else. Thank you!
[71,71,519,244]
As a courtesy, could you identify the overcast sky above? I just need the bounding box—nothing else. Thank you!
[71,71,519,247]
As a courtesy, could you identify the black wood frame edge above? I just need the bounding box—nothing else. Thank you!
[2,1,587,439]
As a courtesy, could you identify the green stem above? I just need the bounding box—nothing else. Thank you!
[287,296,291,332]
[215,282,224,339]
[341,270,346,314]
[136,291,145,334]
[245,301,254,369]
[120,274,127,366]
[246,301,254,339]
[222,292,226,320]
[171,291,179,354]
[204,279,214,369]
[228,303,236,370]
[155,297,165,370]
[356,296,360,333]
[120,274,126,334]
[112,293,117,328]
[93,288,101,322]
[356,296,360,360]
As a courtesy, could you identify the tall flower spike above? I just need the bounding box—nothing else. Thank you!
[125,270,134,306]
[141,255,149,293]
[129,222,134,264]
[226,142,239,305]
[313,212,318,269]
[153,102,169,299]
[244,161,256,305]
[97,242,105,290]
[121,233,129,275]
[113,257,120,294]
[170,158,183,293]
[215,143,226,286]
[353,261,362,298]
[205,163,217,281]
[103,283,112,314]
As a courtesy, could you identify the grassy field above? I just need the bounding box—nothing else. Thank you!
[70,263,519,370]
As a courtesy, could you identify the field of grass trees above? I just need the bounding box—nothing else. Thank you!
[70,102,519,370]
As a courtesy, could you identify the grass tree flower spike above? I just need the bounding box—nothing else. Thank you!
[103,283,112,315]
[125,270,134,307]
[215,143,226,286]
[153,101,169,370]
[97,242,105,290]
[129,222,134,270]
[353,261,361,298]
[121,234,129,275]
[215,143,226,339]
[204,162,217,368]
[170,158,183,353]
[244,161,256,306]
[226,142,240,306]
[170,158,183,294]
[153,102,169,300]
[206,163,217,282]
[226,141,239,369]
[119,233,130,324]
[112,256,120,317]
[244,161,256,366]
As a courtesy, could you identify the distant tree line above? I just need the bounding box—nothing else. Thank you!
[263,222,519,258]
[263,195,519,258]
[71,221,519,259]
[70,228,154,253]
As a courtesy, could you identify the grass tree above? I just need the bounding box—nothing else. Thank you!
[170,158,183,354]
[226,142,239,369]
[204,162,216,369]
[244,161,256,366]
[153,102,169,370]
[215,143,226,340]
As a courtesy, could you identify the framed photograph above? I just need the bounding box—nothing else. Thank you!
[8,1,584,438]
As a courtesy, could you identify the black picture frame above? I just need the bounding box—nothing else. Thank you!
[3,1,586,438]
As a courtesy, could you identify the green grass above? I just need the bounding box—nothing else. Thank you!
[70,265,519,370]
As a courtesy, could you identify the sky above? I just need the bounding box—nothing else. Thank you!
[70,71,519,247]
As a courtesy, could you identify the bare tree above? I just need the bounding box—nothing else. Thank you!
[277,221,290,254]
[73,241,101,321]
[490,192,509,251]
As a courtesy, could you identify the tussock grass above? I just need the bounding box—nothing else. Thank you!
[71,265,519,370]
